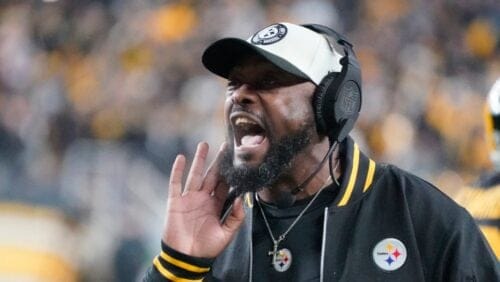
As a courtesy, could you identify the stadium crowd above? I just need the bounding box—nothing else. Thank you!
[0,0,498,281]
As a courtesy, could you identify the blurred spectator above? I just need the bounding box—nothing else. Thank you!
[0,0,498,280]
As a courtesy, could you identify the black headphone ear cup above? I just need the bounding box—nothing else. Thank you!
[334,79,361,141]
[313,72,339,135]
[304,23,362,142]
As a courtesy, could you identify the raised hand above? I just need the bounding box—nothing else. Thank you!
[161,142,245,258]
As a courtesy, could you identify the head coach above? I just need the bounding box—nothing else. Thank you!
[142,22,499,281]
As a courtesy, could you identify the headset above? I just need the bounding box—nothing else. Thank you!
[302,24,362,144]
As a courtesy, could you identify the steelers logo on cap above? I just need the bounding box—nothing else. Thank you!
[251,23,287,45]
[372,238,407,271]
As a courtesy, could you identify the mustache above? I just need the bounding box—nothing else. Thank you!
[229,107,258,120]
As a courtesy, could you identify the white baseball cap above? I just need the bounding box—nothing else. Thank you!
[202,22,343,85]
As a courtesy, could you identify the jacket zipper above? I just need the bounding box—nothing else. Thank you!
[249,233,253,282]
[320,207,329,282]
[248,204,254,282]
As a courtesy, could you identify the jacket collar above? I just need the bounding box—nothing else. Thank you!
[331,136,377,207]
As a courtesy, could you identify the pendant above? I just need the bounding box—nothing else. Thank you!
[272,248,292,272]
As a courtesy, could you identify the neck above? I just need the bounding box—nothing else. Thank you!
[257,140,341,206]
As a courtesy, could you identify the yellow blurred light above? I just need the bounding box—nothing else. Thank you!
[364,0,410,24]
[150,3,197,43]
[465,19,496,59]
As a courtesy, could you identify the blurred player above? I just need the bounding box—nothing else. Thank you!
[454,78,500,259]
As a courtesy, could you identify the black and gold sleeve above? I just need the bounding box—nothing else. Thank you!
[144,242,214,281]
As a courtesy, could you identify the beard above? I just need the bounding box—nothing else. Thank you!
[220,121,315,196]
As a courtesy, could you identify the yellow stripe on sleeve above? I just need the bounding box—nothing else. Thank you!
[159,251,210,273]
[338,143,360,206]
[363,159,376,192]
[153,256,204,282]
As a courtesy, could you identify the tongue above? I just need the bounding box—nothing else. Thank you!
[241,134,264,146]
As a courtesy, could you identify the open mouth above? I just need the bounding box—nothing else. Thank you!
[230,112,267,148]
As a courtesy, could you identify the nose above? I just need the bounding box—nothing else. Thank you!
[231,84,258,106]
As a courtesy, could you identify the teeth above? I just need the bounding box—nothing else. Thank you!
[235,117,257,126]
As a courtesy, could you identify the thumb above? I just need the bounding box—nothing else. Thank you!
[222,196,245,234]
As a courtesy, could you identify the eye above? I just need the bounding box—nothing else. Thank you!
[258,78,277,89]
[249,76,279,90]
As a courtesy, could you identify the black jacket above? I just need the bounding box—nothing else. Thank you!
[145,137,500,281]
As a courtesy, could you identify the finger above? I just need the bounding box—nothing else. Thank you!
[201,142,227,194]
[221,197,245,234]
[169,154,186,198]
[184,142,209,193]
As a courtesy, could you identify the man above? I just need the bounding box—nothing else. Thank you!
[454,78,500,260]
[144,23,499,281]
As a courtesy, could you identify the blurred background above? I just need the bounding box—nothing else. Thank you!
[0,0,498,281]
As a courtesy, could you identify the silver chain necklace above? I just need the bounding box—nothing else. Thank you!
[255,175,333,272]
